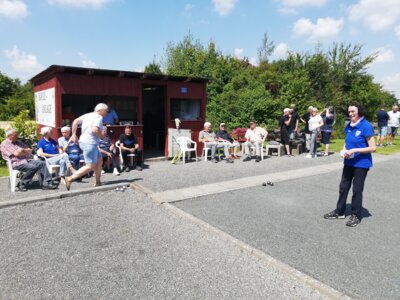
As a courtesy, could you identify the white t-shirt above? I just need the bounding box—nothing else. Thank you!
[245,127,267,143]
[79,112,103,145]
[387,110,400,127]
[309,115,323,131]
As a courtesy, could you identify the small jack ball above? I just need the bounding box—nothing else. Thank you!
[262,182,267,186]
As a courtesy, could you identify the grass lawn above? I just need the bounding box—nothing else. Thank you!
[322,136,400,155]
[0,166,8,177]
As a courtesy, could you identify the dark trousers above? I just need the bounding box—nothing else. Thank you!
[102,152,118,170]
[68,153,83,170]
[122,148,143,166]
[336,165,369,218]
[14,159,52,187]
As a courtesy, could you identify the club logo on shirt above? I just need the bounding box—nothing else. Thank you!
[355,130,361,137]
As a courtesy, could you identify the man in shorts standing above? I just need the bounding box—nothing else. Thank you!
[65,103,108,190]
[376,105,389,147]
[387,105,400,145]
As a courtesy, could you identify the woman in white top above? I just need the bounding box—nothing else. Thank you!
[306,107,324,158]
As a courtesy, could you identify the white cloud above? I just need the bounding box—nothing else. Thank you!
[233,48,244,59]
[0,0,28,19]
[249,57,258,66]
[395,26,400,39]
[4,45,44,76]
[348,0,400,32]
[212,0,237,16]
[293,17,344,42]
[278,0,327,7]
[272,43,290,59]
[48,0,113,9]
[78,52,97,68]
[82,60,97,68]
[381,73,400,98]
[371,47,395,65]
[276,0,326,14]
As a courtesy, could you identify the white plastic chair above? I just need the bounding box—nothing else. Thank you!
[37,155,60,176]
[176,137,197,164]
[202,142,224,161]
[247,142,265,160]
[115,140,136,167]
[5,158,21,193]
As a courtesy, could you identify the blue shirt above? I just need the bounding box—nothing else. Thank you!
[37,137,58,155]
[58,137,81,155]
[99,135,112,151]
[376,110,389,127]
[344,118,374,169]
[102,109,118,125]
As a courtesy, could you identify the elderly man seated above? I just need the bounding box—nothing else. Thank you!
[98,127,120,175]
[37,126,75,181]
[119,126,143,171]
[243,120,268,162]
[58,126,83,170]
[215,122,240,159]
[199,122,233,163]
[1,128,57,191]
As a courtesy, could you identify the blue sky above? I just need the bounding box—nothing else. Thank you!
[1,0,400,98]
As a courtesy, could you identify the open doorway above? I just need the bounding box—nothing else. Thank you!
[142,85,165,158]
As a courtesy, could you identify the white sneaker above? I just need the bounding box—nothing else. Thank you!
[101,170,105,174]
[305,154,313,158]
[113,168,120,176]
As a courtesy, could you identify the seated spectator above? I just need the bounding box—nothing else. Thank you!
[279,108,292,156]
[58,126,83,170]
[243,121,268,162]
[37,126,75,181]
[1,128,57,191]
[199,122,233,163]
[215,123,239,159]
[119,126,143,172]
[98,127,120,176]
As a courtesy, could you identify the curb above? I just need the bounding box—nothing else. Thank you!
[0,182,130,209]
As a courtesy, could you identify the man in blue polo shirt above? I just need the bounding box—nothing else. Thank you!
[324,102,376,227]
[37,127,76,180]
[102,101,119,125]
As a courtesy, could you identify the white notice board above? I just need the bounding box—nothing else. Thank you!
[35,87,56,127]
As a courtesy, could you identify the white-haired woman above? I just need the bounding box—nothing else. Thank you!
[37,126,75,182]
[65,103,108,190]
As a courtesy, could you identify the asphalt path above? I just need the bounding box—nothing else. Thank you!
[174,158,400,299]
[0,189,330,300]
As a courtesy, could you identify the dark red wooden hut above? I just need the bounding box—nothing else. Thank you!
[30,65,208,158]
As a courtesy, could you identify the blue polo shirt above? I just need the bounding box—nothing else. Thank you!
[37,137,58,155]
[344,118,374,169]
[103,109,118,125]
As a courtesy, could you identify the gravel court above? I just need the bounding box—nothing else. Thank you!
[173,158,400,299]
[0,153,344,202]
[0,189,332,300]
